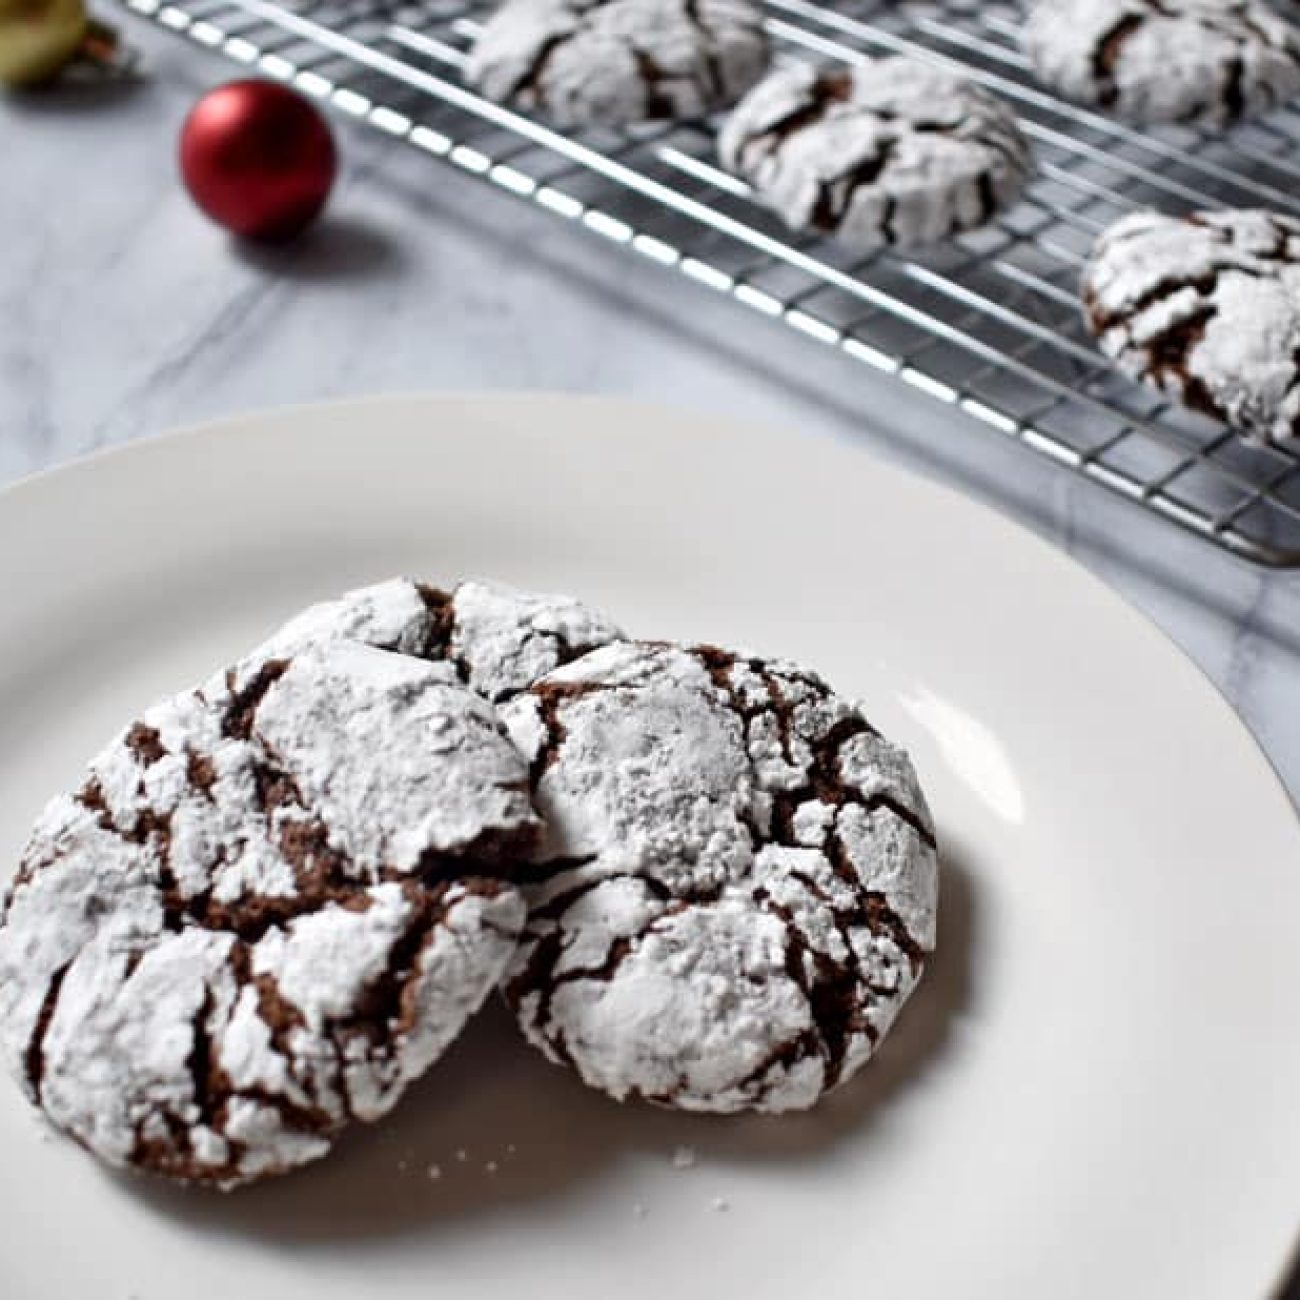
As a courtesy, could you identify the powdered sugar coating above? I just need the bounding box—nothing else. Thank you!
[1082,208,1300,445]
[0,641,534,1187]
[718,60,1031,251]
[1023,0,1300,125]
[250,577,623,703]
[501,641,938,1113]
[466,0,769,129]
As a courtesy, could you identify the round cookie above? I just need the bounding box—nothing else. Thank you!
[1022,0,1300,125]
[1082,207,1300,445]
[466,0,769,129]
[500,641,938,1113]
[251,576,623,704]
[718,60,1031,252]
[0,641,536,1187]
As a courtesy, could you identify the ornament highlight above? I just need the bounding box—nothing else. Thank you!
[179,80,337,242]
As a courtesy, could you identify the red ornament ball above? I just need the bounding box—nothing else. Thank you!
[180,80,337,241]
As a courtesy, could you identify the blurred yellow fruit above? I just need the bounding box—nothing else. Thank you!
[0,0,87,87]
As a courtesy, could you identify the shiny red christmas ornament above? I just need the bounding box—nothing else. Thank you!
[180,80,336,241]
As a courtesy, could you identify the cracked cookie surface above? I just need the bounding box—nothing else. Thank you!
[1023,0,1300,125]
[466,0,769,129]
[250,576,624,704]
[719,60,1031,252]
[500,640,938,1113]
[1082,207,1300,444]
[0,640,535,1187]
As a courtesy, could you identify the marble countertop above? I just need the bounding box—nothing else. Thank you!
[16,21,1300,762]
[3,28,1298,793]
[2,21,1300,1284]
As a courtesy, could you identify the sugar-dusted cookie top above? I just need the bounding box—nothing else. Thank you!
[467,0,769,128]
[501,640,938,1113]
[250,576,624,703]
[719,60,1030,251]
[1083,207,1300,445]
[1024,0,1300,124]
[0,641,536,1186]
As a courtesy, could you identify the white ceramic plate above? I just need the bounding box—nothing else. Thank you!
[1,395,1298,1300]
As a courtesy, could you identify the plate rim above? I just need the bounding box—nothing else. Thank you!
[1,391,1297,1295]
[4,389,1293,816]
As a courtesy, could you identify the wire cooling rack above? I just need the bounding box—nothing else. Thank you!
[122,0,1300,565]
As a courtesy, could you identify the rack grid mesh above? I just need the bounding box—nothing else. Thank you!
[124,0,1300,565]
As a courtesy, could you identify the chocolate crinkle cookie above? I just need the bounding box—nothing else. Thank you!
[1082,207,1300,445]
[1023,0,1300,125]
[718,59,1031,252]
[465,0,769,129]
[250,576,624,704]
[0,641,537,1187]
[500,640,939,1114]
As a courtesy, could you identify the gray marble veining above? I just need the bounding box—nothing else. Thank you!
[1,33,1297,794]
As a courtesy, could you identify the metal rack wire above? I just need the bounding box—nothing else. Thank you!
[123,0,1300,565]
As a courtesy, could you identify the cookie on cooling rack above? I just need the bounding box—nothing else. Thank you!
[500,640,939,1113]
[248,576,623,703]
[718,59,1031,252]
[0,641,537,1187]
[1023,0,1300,125]
[1082,207,1300,445]
[465,0,769,128]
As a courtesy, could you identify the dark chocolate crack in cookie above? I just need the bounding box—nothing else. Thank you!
[1082,207,1300,445]
[1023,0,1300,125]
[719,59,1030,253]
[467,0,769,129]
[0,640,538,1187]
[500,640,939,1113]
[249,576,624,704]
